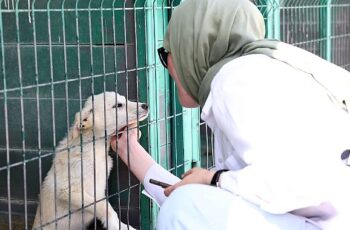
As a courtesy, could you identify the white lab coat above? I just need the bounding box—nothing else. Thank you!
[144,54,350,229]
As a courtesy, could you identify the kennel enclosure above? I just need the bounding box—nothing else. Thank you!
[0,0,349,229]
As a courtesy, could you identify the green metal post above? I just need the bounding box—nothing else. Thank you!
[144,0,170,228]
[142,1,201,228]
[257,0,280,39]
[182,108,200,170]
[321,0,332,61]
[265,0,281,39]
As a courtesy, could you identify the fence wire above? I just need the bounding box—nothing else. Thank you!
[331,0,350,70]
[0,0,349,230]
[0,0,153,229]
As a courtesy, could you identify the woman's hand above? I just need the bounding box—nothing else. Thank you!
[110,125,140,156]
[164,167,215,196]
[110,125,156,183]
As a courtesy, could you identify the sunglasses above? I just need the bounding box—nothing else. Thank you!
[157,47,169,68]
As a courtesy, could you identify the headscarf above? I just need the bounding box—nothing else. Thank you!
[163,0,350,110]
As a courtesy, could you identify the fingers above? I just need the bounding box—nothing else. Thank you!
[111,125,140,155]
[164,181,182,197]
[163,168,215,196]
[110,135,117,152]
[181,168,195,178]
[128,122,138,129]
[118,122,137,137]
[117,126,138,139]
[164,168,198,196]
[110,126,138,153]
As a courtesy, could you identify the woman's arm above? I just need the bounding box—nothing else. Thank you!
[110,127,180,206]
[163,168,215,196]
[110,130,155,182]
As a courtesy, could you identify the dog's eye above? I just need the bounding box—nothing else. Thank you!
[113,103,123,108]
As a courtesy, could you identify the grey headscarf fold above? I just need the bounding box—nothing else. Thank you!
[164,0,350,109]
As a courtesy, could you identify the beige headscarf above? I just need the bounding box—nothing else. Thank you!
[164,0,350,110]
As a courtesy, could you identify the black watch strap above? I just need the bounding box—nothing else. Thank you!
[210,169,229,186]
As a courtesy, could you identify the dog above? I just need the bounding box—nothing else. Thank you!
[32,92,148,230]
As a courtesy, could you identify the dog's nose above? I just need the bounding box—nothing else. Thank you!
[141,103,148,110]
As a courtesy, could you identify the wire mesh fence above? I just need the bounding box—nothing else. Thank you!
[331,0,350,71]
[0,0,349,229]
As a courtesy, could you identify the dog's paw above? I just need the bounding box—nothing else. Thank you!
[120,224,136,230]
[101,215,136,230]
[103,218,135,230]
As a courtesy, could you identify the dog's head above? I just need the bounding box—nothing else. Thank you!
[71,92,149,140]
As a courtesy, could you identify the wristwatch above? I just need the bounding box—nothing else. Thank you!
[210,169,228,187]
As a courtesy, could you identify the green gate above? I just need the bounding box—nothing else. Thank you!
[0,0,349,229]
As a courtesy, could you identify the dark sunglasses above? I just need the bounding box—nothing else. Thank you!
[157,47,169,68]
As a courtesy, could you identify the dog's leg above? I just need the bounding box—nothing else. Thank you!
[67,192,135,230]
[94,199,136,230]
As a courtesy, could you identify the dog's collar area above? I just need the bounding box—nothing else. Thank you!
[115,113,148,135]
[115,124,140,138]
[116,126,127,138]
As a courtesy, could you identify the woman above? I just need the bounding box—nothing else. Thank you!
[111,0,350,229]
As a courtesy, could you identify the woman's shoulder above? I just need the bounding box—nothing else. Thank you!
[211,53,309,91]
[218,54,287,77]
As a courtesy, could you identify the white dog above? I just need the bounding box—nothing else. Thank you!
[32,92,148,230]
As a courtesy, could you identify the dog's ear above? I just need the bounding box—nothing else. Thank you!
[70,112,82,140]
[70,110,93,140]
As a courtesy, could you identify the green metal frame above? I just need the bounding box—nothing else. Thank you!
[321,0,332,61]
[140,0,201,229]
[182,108,200,169]
[144,1,168,228]
[140,0,336,228]
[0,0,345,229]
[261,0,281,39]
[261,0,333,59]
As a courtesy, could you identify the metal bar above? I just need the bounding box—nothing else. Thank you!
[140,1,152,228]
[331,0,350,70]
[0,66,157,94]
[122,0,132,228]
[46,1,59,229]
[87,0,97,229]
[145,0,169,228]
[267,0,280,39]
[60,0,72,228]
[145,11,160,227]
[1,1,349,230]
[112,0,122,227]
[74,0,85,227]
[31,0,44,228]
[0,6,175,13]
[0,0,12,229]
[146,0,160,163]
[320,0,331,60]
[100,0,112,229]
[136,0,145,225]
[183,108,200,170]
[14,0,28,228]
[160,0,170,184]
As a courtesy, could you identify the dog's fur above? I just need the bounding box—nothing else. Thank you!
[32,92,148,230]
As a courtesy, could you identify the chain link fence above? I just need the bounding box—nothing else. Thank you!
[0,0,349,229]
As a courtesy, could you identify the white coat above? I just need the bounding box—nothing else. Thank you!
[144,54,350,230]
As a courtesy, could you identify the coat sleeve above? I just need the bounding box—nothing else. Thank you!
[142,163,180,206]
